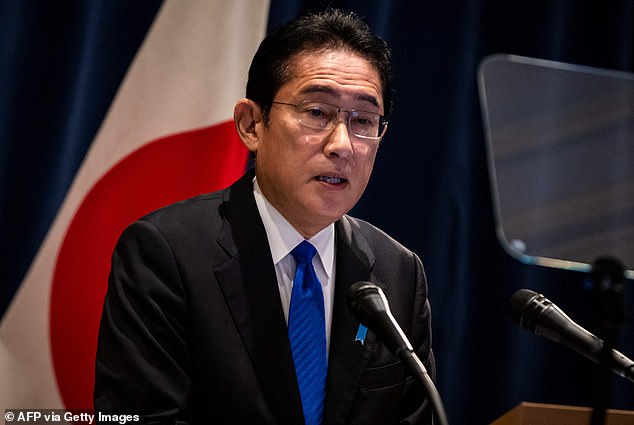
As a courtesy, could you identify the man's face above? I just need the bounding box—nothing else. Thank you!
[252,49,384,238]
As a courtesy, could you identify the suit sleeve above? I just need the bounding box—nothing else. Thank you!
[398,251,436,425]
[94,219,191,423]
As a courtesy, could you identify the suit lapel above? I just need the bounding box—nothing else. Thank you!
[323,216,380,425]
[213,173,304,424]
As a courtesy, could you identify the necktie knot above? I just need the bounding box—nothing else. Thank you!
[291,240,317,265]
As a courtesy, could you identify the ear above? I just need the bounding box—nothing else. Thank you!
[234,98,263,152]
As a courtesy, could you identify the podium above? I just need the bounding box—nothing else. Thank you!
[490,402,634,425]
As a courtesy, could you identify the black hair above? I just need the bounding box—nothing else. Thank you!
[245,8,393,122]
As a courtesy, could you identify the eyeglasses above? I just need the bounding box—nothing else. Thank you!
[271,100,388,141]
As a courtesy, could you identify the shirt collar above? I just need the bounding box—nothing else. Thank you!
[253,178,335,279]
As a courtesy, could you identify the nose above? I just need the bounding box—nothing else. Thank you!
[323,118,353,159]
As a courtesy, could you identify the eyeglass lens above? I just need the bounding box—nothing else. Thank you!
[298,102,385,139]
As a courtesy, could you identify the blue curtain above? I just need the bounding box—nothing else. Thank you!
[2,1,633,424]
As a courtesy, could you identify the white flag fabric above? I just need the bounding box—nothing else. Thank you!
[0,0,269,409]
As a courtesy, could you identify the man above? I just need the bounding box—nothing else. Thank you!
[95,8,435,425]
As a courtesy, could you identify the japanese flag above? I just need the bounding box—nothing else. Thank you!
[0,0,269,409]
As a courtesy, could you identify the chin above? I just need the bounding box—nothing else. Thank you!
[315,208,350,225]
[304,195,358,223]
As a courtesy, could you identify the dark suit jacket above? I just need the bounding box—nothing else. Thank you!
[94,171,435,425]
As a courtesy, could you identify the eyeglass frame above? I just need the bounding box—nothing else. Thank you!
[270,100,388,142]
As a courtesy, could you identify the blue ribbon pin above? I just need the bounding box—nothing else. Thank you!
[354,324,368,345]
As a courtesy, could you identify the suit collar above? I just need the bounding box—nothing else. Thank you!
[216,169,263,256]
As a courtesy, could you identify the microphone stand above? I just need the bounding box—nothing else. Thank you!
[589,257,626,425]
[398,350,449,425]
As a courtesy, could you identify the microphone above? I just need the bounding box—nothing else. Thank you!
[347,281,449,425]
[346,281,413,357]
[508,289,634,383]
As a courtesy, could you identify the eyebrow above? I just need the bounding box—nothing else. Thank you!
[299,85,380,108]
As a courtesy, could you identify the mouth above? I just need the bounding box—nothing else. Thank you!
[316,175,347,185]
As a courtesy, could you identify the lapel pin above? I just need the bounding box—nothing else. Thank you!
[354,324,368,345]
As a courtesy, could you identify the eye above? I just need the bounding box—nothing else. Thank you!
[298,102,335,129]
[351,112,378,127]
[301,104,329,118]
[307,106,326,117]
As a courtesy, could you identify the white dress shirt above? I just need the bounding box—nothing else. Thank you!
[253,179,336,350]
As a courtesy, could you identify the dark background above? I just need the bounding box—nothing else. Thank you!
[1,1,633,424]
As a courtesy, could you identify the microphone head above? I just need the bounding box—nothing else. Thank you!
[508,289,546,331]
[508,289,539,323]
[346,281,382,317]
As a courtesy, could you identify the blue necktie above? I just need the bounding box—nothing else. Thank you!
[288,241,327,425]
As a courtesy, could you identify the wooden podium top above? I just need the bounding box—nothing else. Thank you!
[490,402,634,425]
